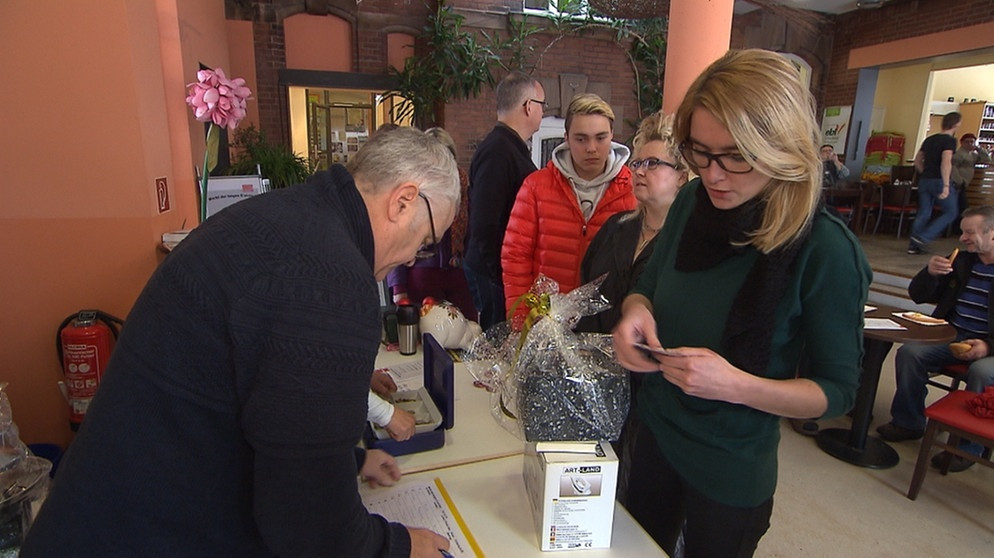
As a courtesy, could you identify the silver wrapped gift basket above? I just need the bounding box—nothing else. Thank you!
[464,275,630,442]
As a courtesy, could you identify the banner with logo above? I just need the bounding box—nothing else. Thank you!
[820,106,852,153]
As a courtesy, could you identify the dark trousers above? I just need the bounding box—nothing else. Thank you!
[626,426,773,558]
[462,265,505,331]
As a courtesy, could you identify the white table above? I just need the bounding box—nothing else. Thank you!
[373,347,525,473]
[360,454,667,557]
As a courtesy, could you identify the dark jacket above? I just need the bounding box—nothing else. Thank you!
[22,166,410,558]
[576,210,654,333]
[909,251,994,343]
[463,123,537,280]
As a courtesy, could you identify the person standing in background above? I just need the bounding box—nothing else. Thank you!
[576,110,687,334]
[463,72,545,330]
[952,133,991,191]
[501,93,635,319]
[908,112,961,255]
[574,110,687,507]
[388,127,477,321]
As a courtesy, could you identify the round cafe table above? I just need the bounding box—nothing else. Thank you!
[816,304,956,469]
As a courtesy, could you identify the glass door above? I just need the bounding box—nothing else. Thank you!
[302,89,379,170]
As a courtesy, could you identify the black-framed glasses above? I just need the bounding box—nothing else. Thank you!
[524,98,547,110]
[678,141,753,174]
[628,157,681,172]
[415,192,438,260]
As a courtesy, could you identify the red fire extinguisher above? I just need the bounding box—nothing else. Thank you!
[56,310,124,431]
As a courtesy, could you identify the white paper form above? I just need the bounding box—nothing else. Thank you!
[865,318,907,330]
[374,361,424,392]
[364,478,482,557]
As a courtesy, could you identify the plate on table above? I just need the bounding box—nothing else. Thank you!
[892,311,948,326]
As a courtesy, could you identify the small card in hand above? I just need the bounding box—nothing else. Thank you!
[633,342,687,358]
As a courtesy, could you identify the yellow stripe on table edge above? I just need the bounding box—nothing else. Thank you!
[433,477,486,558]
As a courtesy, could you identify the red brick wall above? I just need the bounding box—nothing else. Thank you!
[825,0,994,108]
[445,28,639,170]
[253,18,287,141]
[233,0,638,167]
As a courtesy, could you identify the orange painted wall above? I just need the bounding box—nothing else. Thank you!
[387,32,415,72]
[662,0,734,113]
[0,0,232,447]
[284,14,352,71]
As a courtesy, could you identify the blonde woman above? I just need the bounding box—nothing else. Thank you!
[577,111,688,333]
[612,49,870,556]
[575,110,687,509]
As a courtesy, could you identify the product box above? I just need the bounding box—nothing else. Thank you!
[522,441,618,551]
[363,333,454,456]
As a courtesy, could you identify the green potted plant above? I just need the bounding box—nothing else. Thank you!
[386,0,498,128]
[226,125,315,189]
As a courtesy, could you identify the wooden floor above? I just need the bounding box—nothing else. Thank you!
[857,230,959,279]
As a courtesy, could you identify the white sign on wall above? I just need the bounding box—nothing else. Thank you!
[206,174,267,219]
[821,106,853,154]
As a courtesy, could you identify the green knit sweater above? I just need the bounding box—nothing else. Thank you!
[632,181,870,507]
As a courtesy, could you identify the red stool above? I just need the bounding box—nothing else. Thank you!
[907,390,994,500]
[926,362,969,392]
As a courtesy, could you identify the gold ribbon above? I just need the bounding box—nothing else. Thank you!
[507,292,552,360]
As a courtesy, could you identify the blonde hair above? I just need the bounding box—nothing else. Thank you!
[425,127,457,158]
[565,93,615,132]
[632,110,685,170]
[674,49,822,253]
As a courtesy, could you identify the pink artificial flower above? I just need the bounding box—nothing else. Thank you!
[185,68,252,130]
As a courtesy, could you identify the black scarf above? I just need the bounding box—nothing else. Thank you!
[675,184,810,376]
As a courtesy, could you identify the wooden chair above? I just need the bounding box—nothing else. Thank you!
[907,390,994,500]
[926,362,969,392]
[860,182,882,234]
[825,181,860,225]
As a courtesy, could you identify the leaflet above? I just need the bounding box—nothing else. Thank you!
[363,478,482,557]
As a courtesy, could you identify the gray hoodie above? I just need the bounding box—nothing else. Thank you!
[552,141,631,222]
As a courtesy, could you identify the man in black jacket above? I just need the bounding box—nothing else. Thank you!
[22,128,459,558]
[877,206,994,471]
[463,71,544,330]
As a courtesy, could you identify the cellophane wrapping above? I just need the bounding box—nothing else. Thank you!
[463,275,630,442]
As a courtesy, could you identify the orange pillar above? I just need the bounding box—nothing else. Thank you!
[662,0,734,114]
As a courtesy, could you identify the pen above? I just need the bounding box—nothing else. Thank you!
[440,550,454,558]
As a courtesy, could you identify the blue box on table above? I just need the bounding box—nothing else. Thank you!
[363,333,454,456]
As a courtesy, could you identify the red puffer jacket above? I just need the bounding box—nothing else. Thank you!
[501,162,635,315]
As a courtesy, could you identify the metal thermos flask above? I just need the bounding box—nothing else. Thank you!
[396,304,419,355]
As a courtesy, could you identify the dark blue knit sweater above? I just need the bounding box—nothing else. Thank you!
[23,166,411,557]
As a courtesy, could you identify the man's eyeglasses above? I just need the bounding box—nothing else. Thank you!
[524,98,547,110]
[678,141,753,174]
[628,157,681,172]
[416,192,438,260]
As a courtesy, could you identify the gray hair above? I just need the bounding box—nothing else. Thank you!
[962,205,994,231]
[348,126,460,211]
[496,71,540,116]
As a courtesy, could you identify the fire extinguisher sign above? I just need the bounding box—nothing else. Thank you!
[63,342,104,416]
